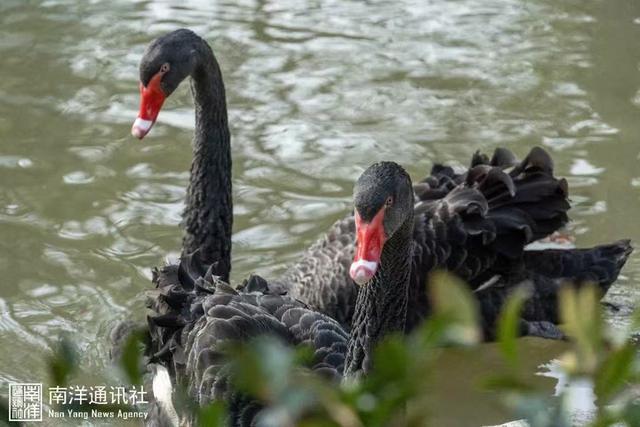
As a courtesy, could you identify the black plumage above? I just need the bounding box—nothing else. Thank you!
[282,146,631,334]
[130,29,631,332]
[138,29,233,281]
[144,155,631,424]
[126,29,634,426]
[146,162,416,424]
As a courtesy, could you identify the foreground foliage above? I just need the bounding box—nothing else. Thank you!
[30,273,640,426]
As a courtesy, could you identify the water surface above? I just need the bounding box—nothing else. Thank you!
[1,0,639,425]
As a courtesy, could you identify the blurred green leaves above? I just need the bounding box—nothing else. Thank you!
[198,401,226,427]
[428,271,481,347]
[49,336,78,386]
[595,342,636,403]
[497,286,530,368]
[559,284,604,375]
[119,327,147,386]
[40,273,639,427]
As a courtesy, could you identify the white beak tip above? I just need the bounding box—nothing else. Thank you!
[349,260,378,286]
[131,118,154,139]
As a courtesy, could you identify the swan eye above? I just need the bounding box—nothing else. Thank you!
[160,63,170,74]
[385,196,393,207]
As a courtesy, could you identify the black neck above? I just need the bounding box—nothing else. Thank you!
[181,41,232,281]
[344,214,414,377]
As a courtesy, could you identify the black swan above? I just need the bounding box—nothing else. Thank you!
[146,161,437,425]
[146,159,631,425]
[130,29,632,336]
[132,29,232,280]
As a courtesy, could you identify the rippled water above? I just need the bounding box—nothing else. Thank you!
[1,0,639,425]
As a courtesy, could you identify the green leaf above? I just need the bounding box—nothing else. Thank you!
[370,335,411,386]
[622,400,640,427]
[172,382,201,421]
[198,401,226,427]
[594,343,636,403]
[428,271,481,346]
[49,336,78,386]
[119,328,147,385]
[559,284,603,374]
[229,337,296,400]
[294,344,315,368]
[497,286,530,368]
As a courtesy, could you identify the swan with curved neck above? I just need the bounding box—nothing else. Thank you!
[128,30,416,333]
[132,29,232,280]
[135,29,634,425]
[133,29,632,342]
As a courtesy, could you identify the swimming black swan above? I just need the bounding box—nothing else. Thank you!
[132,28,232,280]
[131,29,632,336]
[146,161,452,425]
[146,158,632,425]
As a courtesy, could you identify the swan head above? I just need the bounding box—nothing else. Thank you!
[132,29,202,139]
[350,162,413,286]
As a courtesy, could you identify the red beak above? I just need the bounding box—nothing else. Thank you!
[132,72,166,139]
[350,208,387,286]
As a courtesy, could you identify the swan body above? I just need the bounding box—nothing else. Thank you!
[131,29,631,332]
[125,29,634,425]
